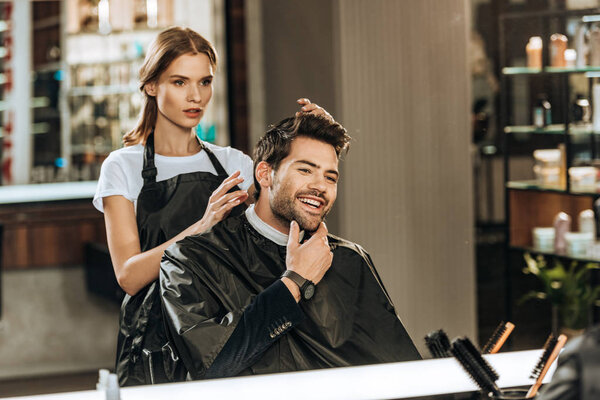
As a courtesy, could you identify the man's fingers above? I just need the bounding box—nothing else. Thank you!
[304,222,329,246]
[287,220,300,250]
[317,221,328,235]
[296,98,311,105]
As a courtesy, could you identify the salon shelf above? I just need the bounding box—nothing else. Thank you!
[511,245,600,264]
[502,66,600,75]
[507,181,600,196]
[500,7,600,20]
[68,84,139,97]
[504,124,600,135]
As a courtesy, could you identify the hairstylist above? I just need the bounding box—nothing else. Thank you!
[92,26,332,386]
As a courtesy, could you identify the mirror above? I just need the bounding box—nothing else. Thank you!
[0,0,579,397]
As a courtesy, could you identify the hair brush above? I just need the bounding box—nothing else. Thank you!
[424,329,452,358]
[482,321,515,354]
[451,337,501,397]
[526,333,567,398]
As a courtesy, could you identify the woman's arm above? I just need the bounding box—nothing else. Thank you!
[104,172,249,296]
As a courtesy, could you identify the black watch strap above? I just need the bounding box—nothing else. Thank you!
[281,270,307,288]
[281,270,316,300]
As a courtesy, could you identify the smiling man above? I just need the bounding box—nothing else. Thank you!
[159,114,420,380]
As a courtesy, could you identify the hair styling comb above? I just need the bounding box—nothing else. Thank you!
[451,337,502,397]
[424,329,452,358]
[482,321,515,354]
[526,333,567,398]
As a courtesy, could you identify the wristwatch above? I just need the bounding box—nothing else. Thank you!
[281,270,316,301]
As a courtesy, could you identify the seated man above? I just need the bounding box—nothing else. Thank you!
[538,324,600,400]
[160,114,421,380]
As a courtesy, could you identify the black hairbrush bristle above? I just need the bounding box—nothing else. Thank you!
[451,337,501,397]
[482,321,507,354]
[460,337,500,381]
[530,334,558,379]
[425,329,451,358]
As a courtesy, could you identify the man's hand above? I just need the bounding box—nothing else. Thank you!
[282,221,333,301]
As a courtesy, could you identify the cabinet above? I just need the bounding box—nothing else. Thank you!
[64,30,158,180]
[500,7,600,329]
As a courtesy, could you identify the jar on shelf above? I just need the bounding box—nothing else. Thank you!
[568,166,597,191]
[565,232,594,257]
[533,149,561,187]
[533,227,555,252]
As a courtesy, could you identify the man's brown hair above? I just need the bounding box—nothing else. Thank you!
[252,113,351,200]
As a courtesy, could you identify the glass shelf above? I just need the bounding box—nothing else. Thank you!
[504,124,600,135]
[507,180,600,196]
[502,66,600,75]
[507,180,565,192]
[511,245,600,264]
[68,84,139,97]
[500,8,600,21]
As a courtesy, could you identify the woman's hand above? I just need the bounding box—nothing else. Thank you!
[195,171,249,233]
[296,98,334,122]
[104,171,248,296]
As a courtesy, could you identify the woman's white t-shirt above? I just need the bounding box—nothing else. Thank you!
[93,141,254,213]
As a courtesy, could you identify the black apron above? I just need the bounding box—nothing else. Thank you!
[115,133,245,386]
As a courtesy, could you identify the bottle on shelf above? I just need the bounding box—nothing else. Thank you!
[593,80,600,133]
[589,24,600,66]
[550,33,568,67]
[533,94,552,128]
[553,212,572,254]
[565,48,577,68]
[527,36,543,68]
[575,22,588,68]
[579,209,596,237]
[571,94,591,125]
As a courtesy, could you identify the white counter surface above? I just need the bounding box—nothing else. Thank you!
[3,349,556,400]
[0,181,97,204]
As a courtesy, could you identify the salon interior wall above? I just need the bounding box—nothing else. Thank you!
[249,0,476,354]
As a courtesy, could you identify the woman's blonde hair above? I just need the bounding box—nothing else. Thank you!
[122,27,217,146]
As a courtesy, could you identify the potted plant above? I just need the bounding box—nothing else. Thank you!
[521,253,600,337]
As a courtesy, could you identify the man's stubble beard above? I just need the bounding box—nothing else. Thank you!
[269,180,331,233]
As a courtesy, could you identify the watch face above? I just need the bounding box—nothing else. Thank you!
[303,283,315,300]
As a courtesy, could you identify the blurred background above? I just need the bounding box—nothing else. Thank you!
[0,0,599,397]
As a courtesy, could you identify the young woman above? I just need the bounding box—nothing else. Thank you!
[92,26,331,386]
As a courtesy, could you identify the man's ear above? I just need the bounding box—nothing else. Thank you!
[144,82,157,97]
[255,161,273,190]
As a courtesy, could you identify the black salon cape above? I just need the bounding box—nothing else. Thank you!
[160,213,421,379]
[539,324,600,400]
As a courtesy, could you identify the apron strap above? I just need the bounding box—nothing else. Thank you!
[203,144,229,177]
[143,134,230,184]
[142,132,158,184]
